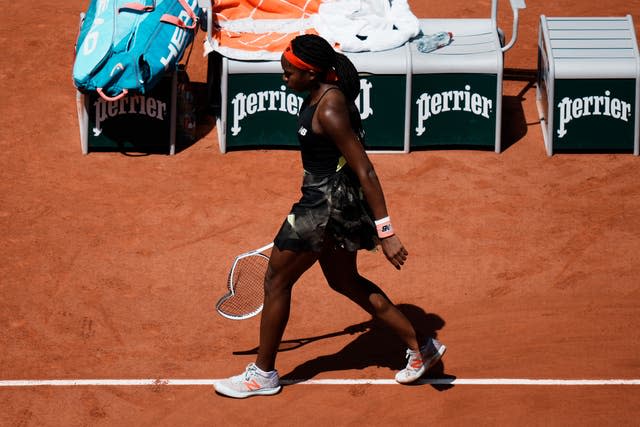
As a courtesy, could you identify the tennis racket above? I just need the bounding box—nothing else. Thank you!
[215,242,273,320]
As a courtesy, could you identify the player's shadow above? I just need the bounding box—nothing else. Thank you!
[233,304,455,391]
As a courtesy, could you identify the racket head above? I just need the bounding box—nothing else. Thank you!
[216,251,269,320]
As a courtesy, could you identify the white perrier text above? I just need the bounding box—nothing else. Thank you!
[557,90,632,138]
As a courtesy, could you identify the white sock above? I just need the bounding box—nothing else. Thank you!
[254,365,277,377]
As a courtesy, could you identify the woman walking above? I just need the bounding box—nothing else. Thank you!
[214,34,445,398]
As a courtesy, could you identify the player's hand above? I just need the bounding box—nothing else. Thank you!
[380,235,408,270]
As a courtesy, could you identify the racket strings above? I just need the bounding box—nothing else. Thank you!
[217,254,268,319]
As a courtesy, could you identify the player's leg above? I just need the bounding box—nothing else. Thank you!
[318,245,419,351]
[214,246,318,398]
[256,246,319,371]
[318,244,445,383]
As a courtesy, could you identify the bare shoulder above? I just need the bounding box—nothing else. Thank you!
[321,87,347,107]
[314,88,362,150]
[316,88,349,121]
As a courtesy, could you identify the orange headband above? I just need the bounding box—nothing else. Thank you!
[283,42,339,82]
[283,43,322,72]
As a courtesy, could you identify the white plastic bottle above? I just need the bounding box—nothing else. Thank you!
[416,31,453,53]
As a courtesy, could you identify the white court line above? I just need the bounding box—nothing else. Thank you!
[1,378,640,387]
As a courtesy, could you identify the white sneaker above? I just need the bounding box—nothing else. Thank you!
[395,338,446,384]
[214,363,282,398]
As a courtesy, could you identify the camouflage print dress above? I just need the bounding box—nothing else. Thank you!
[274,164,379,253]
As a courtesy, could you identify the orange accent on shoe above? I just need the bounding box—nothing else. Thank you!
[410,357,424,369]
[244,379,262,391]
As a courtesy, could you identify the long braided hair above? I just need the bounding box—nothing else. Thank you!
[289,34,361,103]
[288,34,365,143]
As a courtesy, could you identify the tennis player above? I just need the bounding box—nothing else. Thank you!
[214,34,445,398]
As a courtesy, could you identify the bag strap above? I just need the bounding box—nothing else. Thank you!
[119,0,156,13]
[97,87,129,101]
[181,26,197,67]
[96,62,129,101]
[161,0,198,29]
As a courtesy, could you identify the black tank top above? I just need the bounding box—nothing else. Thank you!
[297,88,364,176]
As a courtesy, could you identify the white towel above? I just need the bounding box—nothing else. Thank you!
[315,0,420,52]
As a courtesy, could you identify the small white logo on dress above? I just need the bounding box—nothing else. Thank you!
[298,126,307,136]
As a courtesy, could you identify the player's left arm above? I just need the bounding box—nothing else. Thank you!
[316,91,408,269]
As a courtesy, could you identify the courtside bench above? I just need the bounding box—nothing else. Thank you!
[75,0,215,155]
[215,46,411,153]
[536,15,640,155]
[76,72,179,155]
[409,19,503,151]
[212,0,525,154]
[409,0,525,152]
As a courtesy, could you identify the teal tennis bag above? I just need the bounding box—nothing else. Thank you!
[73,0,202,100]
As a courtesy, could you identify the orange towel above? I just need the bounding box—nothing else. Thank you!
[213,0,322,59]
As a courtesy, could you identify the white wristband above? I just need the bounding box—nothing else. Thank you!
[374,216,394,238]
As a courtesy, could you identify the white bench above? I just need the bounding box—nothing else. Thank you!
[217,46,412,152]
[76,72,179,155]
[410,0,525,152]
[536,15,640,155]
[212,0,526,153]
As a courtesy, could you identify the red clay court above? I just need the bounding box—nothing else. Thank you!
[1,0,639,425]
